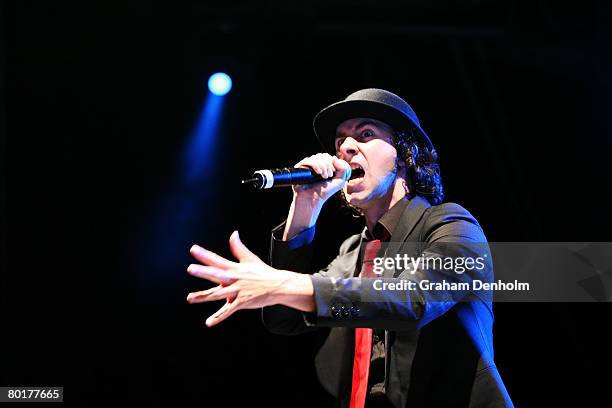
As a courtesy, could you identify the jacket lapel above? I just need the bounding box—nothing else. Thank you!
[347,235,364,278]
[382,195,431,278]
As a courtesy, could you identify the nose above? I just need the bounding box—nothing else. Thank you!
[337,137,358,159]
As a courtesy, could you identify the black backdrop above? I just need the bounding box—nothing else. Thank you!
[2,1,612,406]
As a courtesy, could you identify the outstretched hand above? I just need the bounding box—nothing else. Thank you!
[186,231,314,327]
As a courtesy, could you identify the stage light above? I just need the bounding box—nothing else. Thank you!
[208,72,232,96]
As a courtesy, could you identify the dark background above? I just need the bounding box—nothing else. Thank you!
[2,1,612,406]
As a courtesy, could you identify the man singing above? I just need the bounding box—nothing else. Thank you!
[186,89,514,408]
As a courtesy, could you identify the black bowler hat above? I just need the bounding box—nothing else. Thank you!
[313,88,434,153]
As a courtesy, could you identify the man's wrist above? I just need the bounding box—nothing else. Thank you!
[283,194,324,240]
[273,272,315,312]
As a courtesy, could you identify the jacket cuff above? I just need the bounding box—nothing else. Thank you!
[309,275,367,325]
[271,223,316,251]
[309,275,422,328]
[270,221,316,272]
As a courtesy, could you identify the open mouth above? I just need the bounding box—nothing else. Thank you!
[349,164,365,181]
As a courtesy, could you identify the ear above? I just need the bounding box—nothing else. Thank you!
[395,161,408,182]
[395,154,406,168]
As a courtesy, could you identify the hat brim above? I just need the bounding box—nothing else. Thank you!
[313,99,433,153]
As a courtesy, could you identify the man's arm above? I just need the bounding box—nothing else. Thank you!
[185,203,489,331]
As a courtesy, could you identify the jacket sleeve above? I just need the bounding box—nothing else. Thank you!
[305,203,493,331]
[261,221,360,336]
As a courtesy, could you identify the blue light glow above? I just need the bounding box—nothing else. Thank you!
[207,72,232,96]
[136,91,228,289]
[182,93,224,183]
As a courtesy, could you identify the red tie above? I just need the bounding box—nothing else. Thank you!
[349,239,382,408]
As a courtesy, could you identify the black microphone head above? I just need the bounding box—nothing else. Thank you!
[241,173,265,189]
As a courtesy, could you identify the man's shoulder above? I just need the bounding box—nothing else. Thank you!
[420,200,486,241]
[426,200,480,225]
[394,196,482,232]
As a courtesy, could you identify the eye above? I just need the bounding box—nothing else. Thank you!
[361,129,375,139]
[335,137,346,149]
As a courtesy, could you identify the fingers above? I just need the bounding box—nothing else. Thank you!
[332,157,351,181]
[294,153,336,179]
[187,264,241,285]
[229,231,261,263]
[190,245,236,270]
[186,286,219,303]
[187,285,238,304]
[206,301,238,327]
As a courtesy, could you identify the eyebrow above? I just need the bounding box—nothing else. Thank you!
[355,119,378,131]
[335,119,380,140]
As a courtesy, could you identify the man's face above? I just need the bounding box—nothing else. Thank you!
[335,117,401,209]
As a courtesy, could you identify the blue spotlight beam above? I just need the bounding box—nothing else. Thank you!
[182,93,225,184]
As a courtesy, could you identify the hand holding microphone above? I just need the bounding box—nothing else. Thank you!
[290,153,351,198]
[242,154,361,240]
[242,153,363,196]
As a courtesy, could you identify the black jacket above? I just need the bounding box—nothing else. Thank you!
[262,195,514,408]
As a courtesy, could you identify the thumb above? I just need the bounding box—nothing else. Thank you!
[229,231,260,262]
[332,157,351,182]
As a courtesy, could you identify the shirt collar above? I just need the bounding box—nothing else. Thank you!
[364,194,412,242]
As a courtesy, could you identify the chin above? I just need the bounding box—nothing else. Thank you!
[345,191,370,209]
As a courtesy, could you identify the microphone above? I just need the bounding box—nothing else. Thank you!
[241,166,364,189]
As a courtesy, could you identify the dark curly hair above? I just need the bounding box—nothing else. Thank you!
[338,125,444,215]
[392,126,444,205]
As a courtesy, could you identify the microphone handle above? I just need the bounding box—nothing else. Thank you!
[244,168,327,189]
[270,167,326,187]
